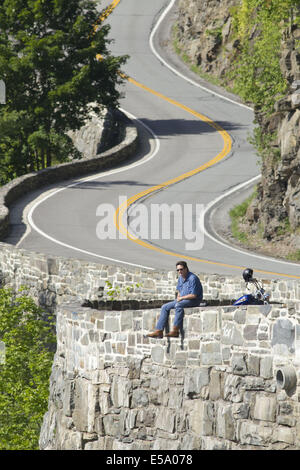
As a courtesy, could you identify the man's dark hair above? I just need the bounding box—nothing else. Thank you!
[176,261,188,270]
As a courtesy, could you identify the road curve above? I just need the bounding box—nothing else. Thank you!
[10,0,300,280]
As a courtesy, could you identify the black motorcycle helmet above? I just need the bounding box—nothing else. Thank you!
[243,268,253,282]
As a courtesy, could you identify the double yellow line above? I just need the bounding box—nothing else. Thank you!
[98,1,300,279]
[113,76,232,256]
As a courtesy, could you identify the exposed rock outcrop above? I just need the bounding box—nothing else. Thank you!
[175,0,239,80]
[68,107,124,159]
[246,17,300,249]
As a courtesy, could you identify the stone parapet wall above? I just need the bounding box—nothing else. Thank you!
[40,302,300,450]
[0,242,300,311]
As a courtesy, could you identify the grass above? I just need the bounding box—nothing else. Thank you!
[288,250,300,261]
[229,190,257,244]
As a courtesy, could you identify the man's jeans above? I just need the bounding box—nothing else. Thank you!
[156,299,200,331]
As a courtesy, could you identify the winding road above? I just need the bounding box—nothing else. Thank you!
[7,0,300,280]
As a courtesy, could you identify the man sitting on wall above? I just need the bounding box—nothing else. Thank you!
[147,261,203,338]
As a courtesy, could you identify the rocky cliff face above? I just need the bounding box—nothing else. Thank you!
[175,0,239,80]
[175,0,300,257]
[255,22,300,241]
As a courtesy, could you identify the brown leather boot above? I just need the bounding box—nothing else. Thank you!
[147,329,163,338]
[165,326,180,338]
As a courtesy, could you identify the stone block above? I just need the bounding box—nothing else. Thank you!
[202,311,219,333]
[142,311,158,331]
[253,395,277,422]
[61,430,83,450]
[88,329,99,343]
[137,408,155,427]
[238,421,273,447]
[189,400,214,436]
[104,316,120,332]
[168,387,183,408]
[84,437,105,450]
[93,369,110,385]
[175,351,187,367]
[260,356,273,379]
[72,378,98,433]
[111,376,131,408]
[151,345,165,364]
[180,433,201,450]
[216,404,235,441]
[155,408,176,433]
[247,355,260,376]
[188,339,200,350]
[116,342,126,355]
[125,409,137,430]
[63,380,75,417]
[271,318,295,354]
[200,342,222,365]
[234,309,246,324]
[243,376,265,391]
[132,389,149,407]
[292,90,300,107]
[245,306,261,324]
[209,369,223,400]
[121,311,133,331]
[102,414,121,437]
[295,324,300,362]
[274,426,295,445]
[232,402,249,420]
[224,375,243,403]
[231,353,247,376]
[128,333,136,347]
[222,346,231,362]
[201,436,231,450]
[187,316,202,334]
[243,325,258,341]
[99,391,110,415]
[184,367,210,397]
[277,415,296,427]
[152,437,180,450]
[33,258,48,274]
[47,257,59,275]
[221,322,243,346]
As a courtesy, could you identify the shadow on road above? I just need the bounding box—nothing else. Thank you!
[139,117,245,137]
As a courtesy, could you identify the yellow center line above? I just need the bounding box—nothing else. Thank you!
[113,76,231,230]
[100,1,300,279]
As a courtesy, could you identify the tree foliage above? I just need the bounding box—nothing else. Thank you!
[230,0,299,113]
[0,0,127,183]
[0,287,56,450]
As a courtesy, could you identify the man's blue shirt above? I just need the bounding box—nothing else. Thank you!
[176,271,203,300]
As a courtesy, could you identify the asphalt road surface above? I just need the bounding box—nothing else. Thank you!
[7,0,300,280]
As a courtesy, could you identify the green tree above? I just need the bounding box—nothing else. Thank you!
[0,0,127,179]
[0,287,56,450]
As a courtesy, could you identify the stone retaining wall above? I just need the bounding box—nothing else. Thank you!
[39,302,300,450]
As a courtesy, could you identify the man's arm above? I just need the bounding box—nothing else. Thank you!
[177,275,199,301]
[177,293,197,301]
